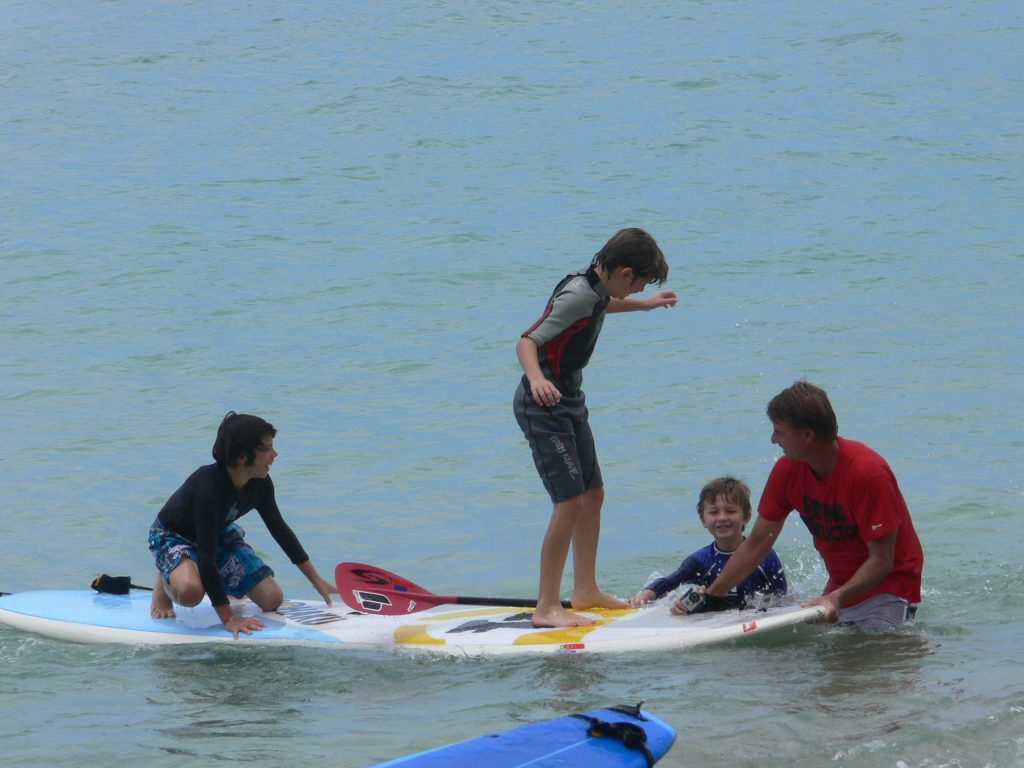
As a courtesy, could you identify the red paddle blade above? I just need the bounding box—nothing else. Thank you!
[338,562,428,593]
[335,562,456,615]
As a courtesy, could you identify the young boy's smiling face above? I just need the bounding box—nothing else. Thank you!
[699,495,750,551]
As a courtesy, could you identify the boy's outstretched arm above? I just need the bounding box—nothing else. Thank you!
[628,588,657,607]
[607,290,678,313]
[516,337,562,407]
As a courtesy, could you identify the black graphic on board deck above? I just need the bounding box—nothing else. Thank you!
[448,613,536,634]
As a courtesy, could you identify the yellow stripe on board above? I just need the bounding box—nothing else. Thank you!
[513,623,599,645]
[392,605,638,646]
[393,625,446,645]
[394,607,532,646]
[513,607,636,646]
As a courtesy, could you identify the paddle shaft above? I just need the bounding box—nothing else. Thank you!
[415,593,568,609]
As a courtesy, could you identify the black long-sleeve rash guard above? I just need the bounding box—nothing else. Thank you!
[156,462,309,607]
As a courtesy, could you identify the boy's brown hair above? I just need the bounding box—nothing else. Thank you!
[591,227,668,285]
[696,476,752,519]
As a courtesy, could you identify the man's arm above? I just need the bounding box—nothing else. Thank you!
[632,555,701,606]
[672,516,784,614]
[804,529,896,622]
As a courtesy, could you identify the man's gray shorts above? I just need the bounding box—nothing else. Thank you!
[839,593,918,630]
[513,381,603,503]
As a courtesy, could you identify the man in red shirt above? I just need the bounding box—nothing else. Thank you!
[677,381,923,629]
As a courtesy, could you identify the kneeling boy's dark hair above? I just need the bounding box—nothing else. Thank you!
[212,412,277,467]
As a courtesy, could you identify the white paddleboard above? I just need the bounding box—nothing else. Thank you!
[0,590,823,654]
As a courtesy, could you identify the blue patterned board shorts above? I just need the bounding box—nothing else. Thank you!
[148,520,273,598]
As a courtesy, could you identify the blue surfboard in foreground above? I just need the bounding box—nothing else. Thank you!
[366,703,676,768]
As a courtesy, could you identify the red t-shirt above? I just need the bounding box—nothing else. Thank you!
[759,437,923,605]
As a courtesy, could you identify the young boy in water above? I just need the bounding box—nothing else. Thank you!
[628,476,787,609]
[148,412,337,638]
[513,228,677,628]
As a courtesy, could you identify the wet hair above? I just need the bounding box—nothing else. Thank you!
[766,380,838,441]
[211,412,276,467]
[590,228,668,286]
[696,476,751,519]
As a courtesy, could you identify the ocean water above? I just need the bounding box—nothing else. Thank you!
[2,1,1022,766]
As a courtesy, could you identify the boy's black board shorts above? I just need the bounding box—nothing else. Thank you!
[513,380,603,503]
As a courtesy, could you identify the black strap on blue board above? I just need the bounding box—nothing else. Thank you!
[91,574,153,594]
[571,703,655,768]
[607,702,648,721]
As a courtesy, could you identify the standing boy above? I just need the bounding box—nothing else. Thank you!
[514,228,677,628]
[679,381,923,629]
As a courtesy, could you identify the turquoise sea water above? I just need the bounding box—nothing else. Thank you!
[2,2,1022,766]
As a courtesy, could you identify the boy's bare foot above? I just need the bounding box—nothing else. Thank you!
[570,588,629,611]
[150,575,176,619]
[531,606,595,628]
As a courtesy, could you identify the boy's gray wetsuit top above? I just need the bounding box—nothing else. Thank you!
[520,266,609,395]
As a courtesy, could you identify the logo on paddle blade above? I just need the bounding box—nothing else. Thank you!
[353,590,392,613]
[353,568,390,585]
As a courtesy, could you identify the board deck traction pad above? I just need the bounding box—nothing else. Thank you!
[0,589,824,654]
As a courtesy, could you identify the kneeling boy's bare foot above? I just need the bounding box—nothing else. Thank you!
[571,588,629,611]
[150,576,176,619]
[531,606,595,628]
